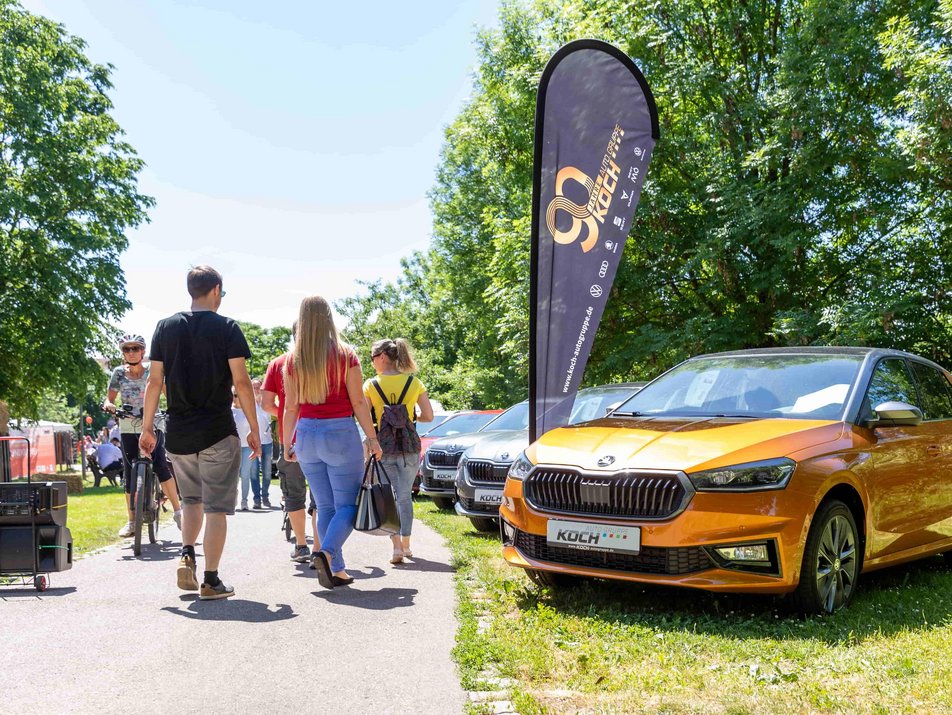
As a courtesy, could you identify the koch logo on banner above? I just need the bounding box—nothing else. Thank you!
[529,40,659,441]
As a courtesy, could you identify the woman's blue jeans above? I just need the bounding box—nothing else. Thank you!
[380,453,417,537]
[294,417,363,573]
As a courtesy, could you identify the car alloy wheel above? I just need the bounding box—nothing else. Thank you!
[793,499,860,614]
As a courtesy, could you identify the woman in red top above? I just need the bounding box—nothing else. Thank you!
[283,296,382,588]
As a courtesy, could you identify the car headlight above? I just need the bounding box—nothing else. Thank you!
[458,455,468,478]
[507,451,534,481]
[689,457,795,491]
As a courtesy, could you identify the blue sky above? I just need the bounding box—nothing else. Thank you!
[21,0,501,337]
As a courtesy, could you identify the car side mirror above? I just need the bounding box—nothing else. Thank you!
[871,401,923,427]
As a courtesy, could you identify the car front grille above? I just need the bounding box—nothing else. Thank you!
[513,529,713,576]
[524,469,687,519]
[427,450,463,468]
[467,460,510,484]
[458,495,499,513]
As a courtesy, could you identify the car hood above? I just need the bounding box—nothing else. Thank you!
[427,431,493,454]
[526,416,844,473]
[463,430,528,462]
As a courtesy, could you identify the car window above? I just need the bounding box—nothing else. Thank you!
[484,402,530,431]
[909,362,952,421]
[863,359,919,419]
[426,412,496,437]
[616,355,862,420]
[568,389,634,424]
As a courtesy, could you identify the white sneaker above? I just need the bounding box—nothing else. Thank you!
[118,522,134,538]
[173,510,182,530]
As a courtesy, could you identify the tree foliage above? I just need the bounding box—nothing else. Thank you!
[0,1,153,424]
[342,0,951,407]
[238,321,292,379]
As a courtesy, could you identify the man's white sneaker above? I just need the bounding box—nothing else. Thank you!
[118,522,134,538]
[173,510,182,530]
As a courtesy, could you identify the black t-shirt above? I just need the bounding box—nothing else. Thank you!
[149,311,251,454]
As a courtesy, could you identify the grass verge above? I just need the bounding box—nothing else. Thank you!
[416,500,952,714]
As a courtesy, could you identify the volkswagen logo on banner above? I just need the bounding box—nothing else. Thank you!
[596,455,616,467]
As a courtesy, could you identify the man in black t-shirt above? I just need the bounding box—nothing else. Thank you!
[141,265,261,600]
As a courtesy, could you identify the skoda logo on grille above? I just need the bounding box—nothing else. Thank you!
[597,455,616,467]
[500,452,510,461]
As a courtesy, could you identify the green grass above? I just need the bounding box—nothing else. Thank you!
[416,500,952,714]
[68,483,132,555]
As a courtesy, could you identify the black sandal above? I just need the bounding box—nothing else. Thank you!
[310,551,334,589]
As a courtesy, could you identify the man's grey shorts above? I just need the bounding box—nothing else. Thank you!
[169,435,240,515]
[277,456,308,512]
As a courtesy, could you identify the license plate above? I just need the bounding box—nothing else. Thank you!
[474,489,502,505]
[433,469,457,482]
[546,519,641,554]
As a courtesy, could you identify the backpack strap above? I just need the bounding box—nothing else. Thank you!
[397,376,416,423]
[371,378,391,405]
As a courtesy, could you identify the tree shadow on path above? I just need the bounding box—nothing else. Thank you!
[312,586,417,610]
[161,600,297,623]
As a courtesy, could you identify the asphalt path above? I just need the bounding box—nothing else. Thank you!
[0,504,465,714]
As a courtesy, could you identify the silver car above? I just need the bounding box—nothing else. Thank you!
[419,401,530,509]
[455,384,644,532]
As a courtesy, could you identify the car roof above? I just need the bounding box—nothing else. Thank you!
[698,346,912,360]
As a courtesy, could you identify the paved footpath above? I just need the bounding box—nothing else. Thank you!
[0,505,465,714]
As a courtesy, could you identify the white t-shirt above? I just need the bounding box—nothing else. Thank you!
[95,442,123,467]
[232,405,273,447]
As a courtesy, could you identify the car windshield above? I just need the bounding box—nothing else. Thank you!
[425,412,498,437]
[484,402,530,431]
[614,355,863,420]
[568,387,637,424]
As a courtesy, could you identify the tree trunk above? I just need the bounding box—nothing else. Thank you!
[0,400,9,436]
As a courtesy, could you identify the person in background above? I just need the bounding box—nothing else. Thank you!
[103,333,183,535]
[91,437,123,488]
[251,378,273,507]
[261,322,318,563]
[364,338,433,563]
[140,265,260,601]
[282,296,381,588]
[231,389,255,510]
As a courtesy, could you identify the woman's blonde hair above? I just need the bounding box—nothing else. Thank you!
[285,296,348,404]
[371,338,417,374]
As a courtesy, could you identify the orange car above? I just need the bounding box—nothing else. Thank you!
[500,347,952,614]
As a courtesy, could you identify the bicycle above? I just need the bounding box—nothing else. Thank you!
[115,406,166,556]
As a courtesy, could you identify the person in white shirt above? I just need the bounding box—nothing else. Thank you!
[232,389,274,510]
[252,378,275,508]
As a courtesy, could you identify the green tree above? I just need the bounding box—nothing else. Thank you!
[0,1,153,431]
[340,0,952,405]
[238,321,292,379]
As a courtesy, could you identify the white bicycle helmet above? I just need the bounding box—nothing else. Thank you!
[118,333,146,348]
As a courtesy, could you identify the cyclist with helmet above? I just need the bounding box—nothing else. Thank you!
[103,333,183,537]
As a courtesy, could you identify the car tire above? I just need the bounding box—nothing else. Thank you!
[469,516,497,533]
[526,568,585,589]
[790,499,860,615]
[432,496,455,510]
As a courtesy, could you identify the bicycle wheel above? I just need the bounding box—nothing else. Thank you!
[148,470,160,544]
[133,462,147,556]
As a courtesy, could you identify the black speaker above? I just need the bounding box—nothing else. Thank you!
[0,525,72,573]
[0,482,68,526]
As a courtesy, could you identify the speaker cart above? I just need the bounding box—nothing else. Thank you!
[0,436,73,591]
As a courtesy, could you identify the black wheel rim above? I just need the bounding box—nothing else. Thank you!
[815,514,857,613]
